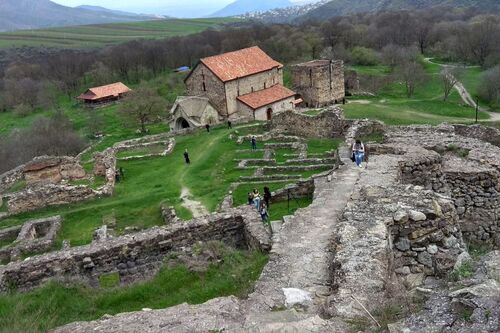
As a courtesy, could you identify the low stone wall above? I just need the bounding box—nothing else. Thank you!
[0,164,24,193]
[0,216,62,263]
[344,119,386,142]
[444,166,500,245]
[391,197,464,279]
[453,124,500,147]
[270,107,346,138]
[3,185,97,215]
[0,206,270,292]
[399,148,446,191]
[271,178,315,202]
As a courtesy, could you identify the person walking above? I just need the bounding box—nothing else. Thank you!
[253,188,261,210]
[247,192,254,205]
[184,149,191,164]
[352,139,365,168]
[263,186,271,209]
[205,124,210,133]
[227,120,232,129]
[260,202,269,224]
[251,136,257,151]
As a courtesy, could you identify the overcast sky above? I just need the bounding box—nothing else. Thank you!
[52,0,238,17]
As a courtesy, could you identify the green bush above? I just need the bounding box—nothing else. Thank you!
[351,47,380,66]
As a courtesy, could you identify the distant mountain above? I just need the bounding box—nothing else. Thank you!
[301,0,500,21]
[211,0,293,17]
[0,0,161,32]
[76,5,161,18]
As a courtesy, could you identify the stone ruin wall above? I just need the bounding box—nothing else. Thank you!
[0,216,62,263]
[291,60,345,108]
[378,125,500,246]
[270,107,347,138]
[453,124,500,147]
[0,207,270,292]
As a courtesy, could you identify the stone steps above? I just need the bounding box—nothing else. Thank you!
[245,163,361,316]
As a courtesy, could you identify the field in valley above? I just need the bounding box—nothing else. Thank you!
[0,18,239,49]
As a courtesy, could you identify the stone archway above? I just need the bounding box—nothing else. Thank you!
[175,117,190,130]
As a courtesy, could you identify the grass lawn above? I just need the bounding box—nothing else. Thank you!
[306,138,342,154]
[0,18,240,49]
[343,60,492,125]
[0,249,267,333]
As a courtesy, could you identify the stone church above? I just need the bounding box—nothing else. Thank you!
[183,46,298,123]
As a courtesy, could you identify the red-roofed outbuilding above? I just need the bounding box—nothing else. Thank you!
[77,82,131,106]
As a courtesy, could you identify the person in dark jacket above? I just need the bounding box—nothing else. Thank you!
[184,149,190,164]
[263,186,271,208]
[205,124,210,132]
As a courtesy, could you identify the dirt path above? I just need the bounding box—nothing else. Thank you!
[424,58,500,122]
[180,186,209,218]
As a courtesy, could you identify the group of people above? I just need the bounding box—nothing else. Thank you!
[248,187,272,224]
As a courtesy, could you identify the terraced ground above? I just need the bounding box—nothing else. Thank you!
[0,18,239,49]
[0,123,340,248]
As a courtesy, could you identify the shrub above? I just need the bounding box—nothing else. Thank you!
[351,47,380,66]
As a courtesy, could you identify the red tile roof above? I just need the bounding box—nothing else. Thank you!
[237,84,295,110]
[200,46,283,82]
[77,82,131,100]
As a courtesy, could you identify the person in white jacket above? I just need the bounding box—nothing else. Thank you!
[352,139,365,168]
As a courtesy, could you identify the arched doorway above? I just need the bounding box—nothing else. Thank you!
[266,108,273,121]
[176,117,190,130]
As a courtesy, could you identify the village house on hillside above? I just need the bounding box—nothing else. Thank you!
[77,82,131,106]
[182,46,299,124]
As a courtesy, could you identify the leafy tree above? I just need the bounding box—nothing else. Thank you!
[118,88,167,134]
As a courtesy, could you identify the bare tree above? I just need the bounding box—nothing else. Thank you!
[118,88,167,134]
[440,67,463,101]
[478,65,500,106]
[395,61,426,97]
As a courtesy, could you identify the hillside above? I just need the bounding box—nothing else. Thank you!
[0,0,159,32]
[211,0,292,17]
[302,0,500,21]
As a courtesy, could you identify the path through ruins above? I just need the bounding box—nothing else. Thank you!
[245,151,361,321]
[180,186,209,217]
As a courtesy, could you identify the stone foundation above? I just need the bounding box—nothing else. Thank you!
[0,206,270,292]
[0,216,61,263]
[270,107,346,138]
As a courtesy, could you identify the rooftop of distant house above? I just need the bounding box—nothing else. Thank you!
[197,46,283,83]
[77,82,131,101]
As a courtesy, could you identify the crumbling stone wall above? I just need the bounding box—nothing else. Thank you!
[444,167,499,244]
[3,184,97,215]
[0,216,62,263]
[292,60,345,107]
[270,178,315,202]
[391,196,464,279]
[0,207,270,292]
[398,148,446,191]
[270,107,346,138]
[23,156,85,185]
[453,124,500,147]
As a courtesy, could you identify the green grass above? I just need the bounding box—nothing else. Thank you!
[116,144,167,159]
[306,138,342,154]
[0,249,267,333]
[343,60,494,125]
[0,126,254,246]
[0,18,240,49]
[348,64,391,76]
[273,148,297,163]
[0,234,17,249]
[5,180,27,193]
